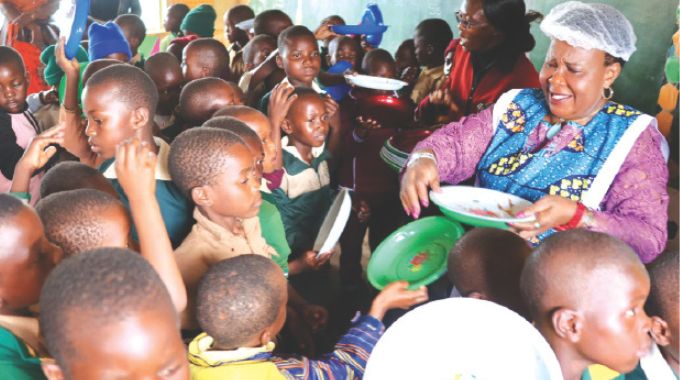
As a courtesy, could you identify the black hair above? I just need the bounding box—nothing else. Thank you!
[253,9,293,38]
[520,229,641,320]
[168,3,190,17]
[168,127,247,196]
[39,247,175,372]
[39,161,115,198]
[196,255,285,349]
[85,64,159,115]
[415,19,453,53]
[321,15,345,26]
[242,34,276,65]
[277,25,316,54]
[604,53,626,68]
[35,189,127,257]
[144,51,181,77]
[114,14,146,42]
[361,48,396,74]
[0,46,25,73]
[0,193,26,227]
[213,104,264,120]
[184,37,230,75]
[448,228,531,318]
[227,5,255,23]
[202,115,261,145]
[482,0,542,72]
[82,59,123,85]
[179,77,242,125]
[645,250,678,320]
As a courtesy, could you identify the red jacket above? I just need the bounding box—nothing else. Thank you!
[418,39,540,123]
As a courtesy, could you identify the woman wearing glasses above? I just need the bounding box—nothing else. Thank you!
[401,2,669,263]
[417,0,541,124]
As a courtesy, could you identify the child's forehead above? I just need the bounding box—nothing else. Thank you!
[284,35,317,49]
[0,60,25,76]
[291,94,325,113]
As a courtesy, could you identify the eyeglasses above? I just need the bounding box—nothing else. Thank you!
[455,11,488,29]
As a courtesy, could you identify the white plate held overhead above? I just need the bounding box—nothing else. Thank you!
[313,189,352,257]
[344,74,408,91]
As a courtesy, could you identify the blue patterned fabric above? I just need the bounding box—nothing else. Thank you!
[476,88,643,241]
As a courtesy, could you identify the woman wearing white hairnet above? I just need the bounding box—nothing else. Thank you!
[400,1,669,263]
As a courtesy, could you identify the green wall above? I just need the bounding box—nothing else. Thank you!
[249,0,678,114]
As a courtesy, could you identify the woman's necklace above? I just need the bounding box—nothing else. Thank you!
[543,100,608,140]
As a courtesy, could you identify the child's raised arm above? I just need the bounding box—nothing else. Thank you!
[114,139,187,313]
[267,82,297,171]
[10,125,64,195]
[55,37,97,166]
[368,281,429,321]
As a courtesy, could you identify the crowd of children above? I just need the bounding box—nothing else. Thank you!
[0,1,676,380]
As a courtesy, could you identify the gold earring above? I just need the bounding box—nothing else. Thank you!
[603,87,614,100]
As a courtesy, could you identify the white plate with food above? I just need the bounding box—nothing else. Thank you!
[344,74,408,91]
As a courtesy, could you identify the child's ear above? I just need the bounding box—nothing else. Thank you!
[552,308,583,343]
[191,186,213,208]
[649,315,671,347]
[280,117,294,135]
[275,53,284,69]
[41,359,65,380]
[131,106,151,132]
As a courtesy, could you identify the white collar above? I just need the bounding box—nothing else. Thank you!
[102,137,172,181]
[281,77,324,94]
[281,136,325,162]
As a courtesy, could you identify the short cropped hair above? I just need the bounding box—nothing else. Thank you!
[242,34,276,65]
[415,18,453,52]
[646,250,679,320]
[168,127,246,196]
[227,5,255,23]
[39,161,115,198]
[361,48,395,74]
[196,255,285,348]
[0,46,25,73]
[85,64,159,115]
[253,9,292,38]
[179,77,241,125]
[114,14,146,42]
[277,25,316,54]
[35,189,127,257]
[520,229,642,320]
[0,193,26,227]
[39,248,175,370]
[184,38,230,74]
[203,115,260,144]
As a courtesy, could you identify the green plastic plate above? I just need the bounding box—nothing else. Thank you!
[367,216,464,290]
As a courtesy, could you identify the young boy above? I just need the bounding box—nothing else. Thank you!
[114,14,147,68]
[168,125,274,329]
[410,18,453,104]
[520,230,653,380]
[81,64,192,248]
[180,4,217,38]
[240,34,277,105]
[39,248,189,380]
[35,189,130,257]
[273,88,334,260]
[39,161,117,198]
[223,4,254,82]
[87,21,132,62]
[316,15,346,70]
[181,38,230,82]
[0,194,62,379]
[0,47,47,204]
[327,35,361,70]
[176,77,243,129]
[252,9,293,39]
[447,228,532,319]
[159,3,190,52]
[144,52,184,131]
[189,254,428,378]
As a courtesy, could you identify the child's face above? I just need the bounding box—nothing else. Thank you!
[57,309,189,380]
[182,47,222,83]
[83,83,140,160]
[236,113,277,173]
[286,95,329,148]
[204,143,262,219]
[577,264,653,373]
[0,62,28,114]
[0,208,61,313]
[368,61,397,79]
[277,36,321,87]
[395,43,417,72]
[413,29,433,67]
[164,8,184,33]
[330,39,360,69]
[247,41,276,70]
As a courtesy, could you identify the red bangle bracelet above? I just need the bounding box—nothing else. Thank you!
[555,202,586,231]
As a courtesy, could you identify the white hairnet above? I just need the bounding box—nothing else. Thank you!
[540,1,637,61]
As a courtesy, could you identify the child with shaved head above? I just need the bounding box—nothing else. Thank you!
[189,254,427,379]
[114,14,147,68]
[144,52,183,131]
[521,230,653,380]
[182,38,230,82]
[40,161,117,199]
[39,248,189,380]
[179,78,244,127]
